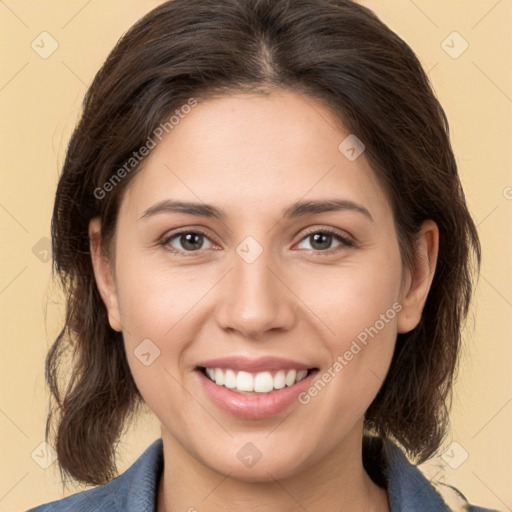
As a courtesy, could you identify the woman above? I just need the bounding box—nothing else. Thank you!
[29,0,497,510]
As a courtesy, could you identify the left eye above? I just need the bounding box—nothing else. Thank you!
[295,231,351,251]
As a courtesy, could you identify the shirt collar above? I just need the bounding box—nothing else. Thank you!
[113,438,164,511]
[380,438,452,511]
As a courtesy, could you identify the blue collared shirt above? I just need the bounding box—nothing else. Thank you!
[28,438,499,511]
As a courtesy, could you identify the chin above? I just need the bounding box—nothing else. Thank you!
[197,441,314,483]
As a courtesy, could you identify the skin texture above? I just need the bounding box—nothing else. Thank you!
[89,90,438,512]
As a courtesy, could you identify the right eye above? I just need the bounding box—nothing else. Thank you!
[162,229,218,254]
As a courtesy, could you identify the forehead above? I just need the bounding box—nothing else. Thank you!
[120,90,390,222]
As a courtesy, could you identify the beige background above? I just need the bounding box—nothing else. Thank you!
[0,1,511,510]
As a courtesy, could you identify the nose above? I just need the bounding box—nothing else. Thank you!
[215,245,297,339]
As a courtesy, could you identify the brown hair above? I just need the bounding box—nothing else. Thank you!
[46,0,481,486]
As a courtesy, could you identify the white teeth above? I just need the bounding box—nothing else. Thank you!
[273,370,286,389]
[224,369,237,389]
[296,369,308,382]
[254,371,274,393]
[236,371,253,391]
[214,368,224,386]
[203,367,311,393]
[285,369,297,386]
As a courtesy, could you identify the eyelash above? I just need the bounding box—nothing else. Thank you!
[160,227,355,257]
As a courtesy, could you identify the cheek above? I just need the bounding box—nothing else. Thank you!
[300,251,403,349]
[296,295,399,446]
[294,247,402,413]
[110,248,197,399]
[114,249,215,342]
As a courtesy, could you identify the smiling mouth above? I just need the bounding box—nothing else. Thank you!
[197,366,319,395]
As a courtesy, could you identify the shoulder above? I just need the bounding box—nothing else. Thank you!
[27,439,163,512]
[364,436,500,512]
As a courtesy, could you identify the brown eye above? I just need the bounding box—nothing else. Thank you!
[308,232,334,251]
[164,231,215,252]
[296,229,353,252]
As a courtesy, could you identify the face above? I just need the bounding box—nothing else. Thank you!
[90,89,435,482]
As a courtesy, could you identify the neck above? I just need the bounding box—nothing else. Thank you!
[156,422,389,512]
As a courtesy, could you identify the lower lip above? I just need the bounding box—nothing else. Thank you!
[195,368,319,419]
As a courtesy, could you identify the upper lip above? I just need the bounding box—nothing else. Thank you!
[196,356,317,373]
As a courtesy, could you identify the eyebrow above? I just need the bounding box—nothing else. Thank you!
[139,198,373,222]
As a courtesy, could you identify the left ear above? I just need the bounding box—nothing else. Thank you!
[397,220,439,334]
